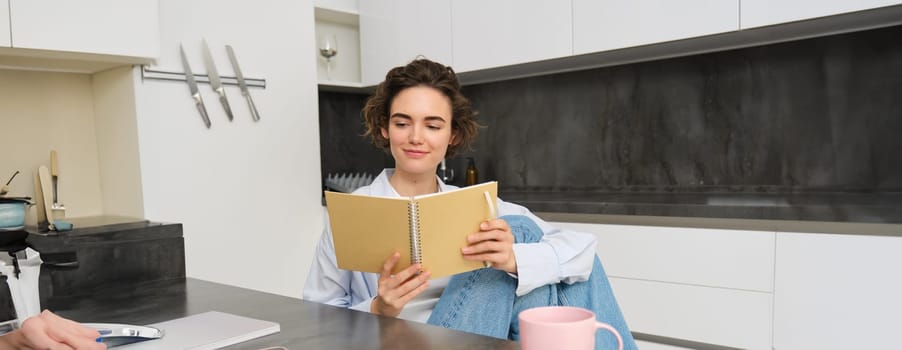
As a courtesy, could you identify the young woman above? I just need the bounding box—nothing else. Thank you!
[304,58,636,349]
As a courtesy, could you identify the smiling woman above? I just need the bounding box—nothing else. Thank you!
[304,58,637,350]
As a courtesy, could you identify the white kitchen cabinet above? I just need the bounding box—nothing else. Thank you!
[553,222,776,291]
[572,0,739,55]
[741,0,902,29]
[634,340,694,350]
[8,0,159,59]
[0,0,9,47]
[613,278,773,350]
[773,232,902,350]
[359,0,452,86]
[451,0,570,73]
[552,222,775,349]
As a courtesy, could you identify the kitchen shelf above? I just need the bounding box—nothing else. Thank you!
[314,6,358,26]
[314,1,362,90]
[317,80,372,94]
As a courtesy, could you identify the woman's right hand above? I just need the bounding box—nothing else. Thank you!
[371,252,431,317]
[0,310,106,350]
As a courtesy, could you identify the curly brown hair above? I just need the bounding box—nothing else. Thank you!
[362,58,480,158]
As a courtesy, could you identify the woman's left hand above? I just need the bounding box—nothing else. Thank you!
[462,218,517,274]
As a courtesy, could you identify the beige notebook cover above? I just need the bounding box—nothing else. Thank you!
[325,181,498,278]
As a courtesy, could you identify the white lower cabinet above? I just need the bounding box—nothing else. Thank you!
[634,340,694,350]
[552,222,775,349]
[612,278,773,350]
[552,222,776,291]
[773,232,902,350]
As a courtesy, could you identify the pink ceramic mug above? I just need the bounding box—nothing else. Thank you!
[518,306,623,350]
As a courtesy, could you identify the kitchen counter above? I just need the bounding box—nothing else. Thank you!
[498,191,902,235]
[1,216,185,322]
[48,278,519,349]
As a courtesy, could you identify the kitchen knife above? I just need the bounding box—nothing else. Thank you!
[201,39,234,122]
[179,44,212,129]
[49,150,63,210]
[50,151,58,206]
[225,45,261,122]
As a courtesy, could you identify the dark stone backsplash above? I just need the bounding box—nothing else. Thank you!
[318,91,394,184]
[319,25,902,194]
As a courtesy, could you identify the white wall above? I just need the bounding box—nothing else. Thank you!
[0,69,105,223]
[133,0,322,298]
[93,66,145,219]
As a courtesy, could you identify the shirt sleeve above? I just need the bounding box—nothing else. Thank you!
[302,209,378,310]
[498,199,598,296]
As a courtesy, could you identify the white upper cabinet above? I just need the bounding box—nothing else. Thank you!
[741,0,902,29]
[359,0,452,86]
[399,1,452,70]
[451,0,571,73]
[773,232,902,350]
[1,0,10,47]
[573,0,739,55]
[8,0,159,59]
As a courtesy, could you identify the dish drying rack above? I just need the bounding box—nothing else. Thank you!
[324,173,374,193]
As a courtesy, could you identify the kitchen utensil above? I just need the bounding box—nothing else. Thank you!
[225,45,261,122]
[37,166,72,232]
[49,151,66,218]
[37,166,55,231]
[201,39,234,122]
[50,150,59,204]
[32,171,46,226]
[180,44,212,128]
[1,170,19,196]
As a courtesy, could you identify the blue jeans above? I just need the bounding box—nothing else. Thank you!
[427,215,637,350]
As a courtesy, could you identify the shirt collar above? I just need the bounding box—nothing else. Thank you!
[371,168,453,197]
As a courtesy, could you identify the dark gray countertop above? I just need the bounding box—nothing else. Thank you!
[48,278,519,349]
[25,216,182,252]
[500,190,902,225]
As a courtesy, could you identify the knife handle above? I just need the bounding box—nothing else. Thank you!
[246,95,261,122]
[50,151,59,177]
[196,102,212,128]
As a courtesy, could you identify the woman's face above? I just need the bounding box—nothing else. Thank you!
[382,86,454,178]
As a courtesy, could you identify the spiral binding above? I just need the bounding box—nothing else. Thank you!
[408,201,422,265]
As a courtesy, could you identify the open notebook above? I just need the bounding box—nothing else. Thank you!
[325,181,498,279]
[117,311,280,349]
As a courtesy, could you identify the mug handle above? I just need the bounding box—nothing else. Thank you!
[595,322,623,350]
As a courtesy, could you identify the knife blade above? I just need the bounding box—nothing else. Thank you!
[179,44,212,128]
[201,39,234,122]
[225,45,261,122]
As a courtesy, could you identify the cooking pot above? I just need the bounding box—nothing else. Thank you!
[0,198,30,231]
